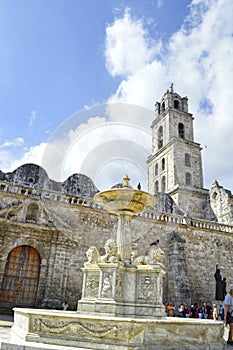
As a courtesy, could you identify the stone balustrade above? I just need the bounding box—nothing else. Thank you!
[0,180,103,210]
[141,209,233,233]
[1,180,233,234]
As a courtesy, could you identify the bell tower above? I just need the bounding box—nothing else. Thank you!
[147,85,209,218]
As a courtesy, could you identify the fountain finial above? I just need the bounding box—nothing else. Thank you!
[123,175,131,188]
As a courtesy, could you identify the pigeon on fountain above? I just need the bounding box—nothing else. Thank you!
[150,239,159,246]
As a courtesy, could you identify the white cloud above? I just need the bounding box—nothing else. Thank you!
[105,8,161,77]
[11,143,47,170]
[0,149,15,172]
[0,137,24,148]
[40,105,153,189]
[156,0,164,9]
[28,110,37,127]
[105,0,233,191]
[0,143,47,173]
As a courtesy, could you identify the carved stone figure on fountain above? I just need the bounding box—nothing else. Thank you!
[84,246,100,266]
[101,238,120,263]
[133,242,164,266]
[150,245,164,264]
[101,274,112,298]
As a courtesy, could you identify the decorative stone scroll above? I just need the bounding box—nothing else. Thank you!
[31,316,119,338]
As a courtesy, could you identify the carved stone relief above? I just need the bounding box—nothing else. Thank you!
[101,273,113,298]
[84,274,99,299]
[137,275,156,302]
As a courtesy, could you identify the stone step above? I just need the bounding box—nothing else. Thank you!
[1,338,92,350]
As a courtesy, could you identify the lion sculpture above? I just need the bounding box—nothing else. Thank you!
[133,245,164,265]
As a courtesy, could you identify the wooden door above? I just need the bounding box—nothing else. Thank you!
[0,245,41,307]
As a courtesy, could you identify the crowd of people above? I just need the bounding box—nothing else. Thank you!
[164,282,233,345]
[165,302,224,320]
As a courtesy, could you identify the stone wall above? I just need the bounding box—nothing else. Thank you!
[0,171,233,311]
[210,180,233,225]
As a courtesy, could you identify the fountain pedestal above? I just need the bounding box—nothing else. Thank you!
[78,176,166,319]
[78,261,166,318]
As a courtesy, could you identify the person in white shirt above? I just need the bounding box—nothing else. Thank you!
[62,301,69,311]
[224,284,233,345]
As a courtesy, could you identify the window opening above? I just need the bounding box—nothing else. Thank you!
[174,100,179,109]
[185,153,191,167]
[161,102,165,112]
[158,126,163,149]
[162,158,165,171]
[178,123,185,139]
[25,203,39,222]
[186,173,192,186]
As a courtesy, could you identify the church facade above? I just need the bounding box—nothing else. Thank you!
[0,88,233,312]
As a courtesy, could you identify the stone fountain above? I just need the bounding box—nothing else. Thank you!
[3,176,223,350]
[78,175,166,319]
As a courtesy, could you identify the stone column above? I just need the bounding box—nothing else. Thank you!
[116,214,132,263]
[168,231,191,306]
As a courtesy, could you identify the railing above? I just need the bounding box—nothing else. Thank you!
[1,180,233,233]
[0,181,103,210]
[141,210,233,233]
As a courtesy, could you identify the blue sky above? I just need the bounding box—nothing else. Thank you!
[0,0,189,143]
[1,0,233,191]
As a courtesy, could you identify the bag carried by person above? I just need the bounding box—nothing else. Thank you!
[223,324,230,343]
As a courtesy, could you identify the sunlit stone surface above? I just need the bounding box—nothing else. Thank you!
[3,177,224,349]
[2,308,223,350]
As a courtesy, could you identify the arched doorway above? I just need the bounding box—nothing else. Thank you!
[0,245,41,307]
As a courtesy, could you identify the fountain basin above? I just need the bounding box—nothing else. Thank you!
[4,308,223,350]
[94,188,157,216]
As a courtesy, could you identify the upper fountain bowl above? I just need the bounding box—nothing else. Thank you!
[94,176,157,216]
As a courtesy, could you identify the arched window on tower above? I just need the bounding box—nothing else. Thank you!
[185,172,192,186]
[154,180,159,193]
[161,176,166,192]
[158,126,163,149]
[185,153,191,167]
[161,101,165,112]
[178,123,185,139]
[174,100,179,109]
[162,158,165,171]
[154,163,158,176]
